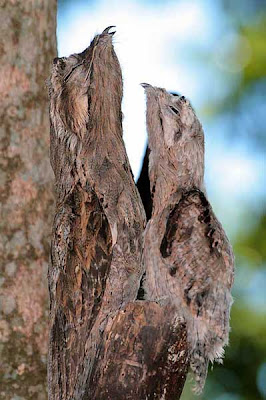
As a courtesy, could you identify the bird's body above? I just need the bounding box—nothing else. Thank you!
[48,28,146,398]
[142,85,234,392]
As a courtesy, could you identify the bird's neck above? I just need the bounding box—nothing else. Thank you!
[150,151,205,215]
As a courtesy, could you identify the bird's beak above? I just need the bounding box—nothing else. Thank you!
[141,83,152,89]
[79,26,116,79]
[102,26,116,35]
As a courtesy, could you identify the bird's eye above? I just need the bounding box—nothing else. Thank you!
[63,61,84,83]
[53,58,66,70]
[169,106,179,115]
[53,57,60,65]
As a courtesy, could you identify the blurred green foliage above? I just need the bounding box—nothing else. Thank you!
[241,16,266,86]
[234,213,266,268]
[228,15,266,111]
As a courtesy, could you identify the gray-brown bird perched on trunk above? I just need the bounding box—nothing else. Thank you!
[47,27,146,399]
[141,83,234,393]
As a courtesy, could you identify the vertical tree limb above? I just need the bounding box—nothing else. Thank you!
[0,1,56,398]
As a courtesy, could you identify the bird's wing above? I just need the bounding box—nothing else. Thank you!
[160,188,234,322]
[48,183,112,396]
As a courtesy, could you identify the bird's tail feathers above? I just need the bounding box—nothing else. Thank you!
[188,318,228,394]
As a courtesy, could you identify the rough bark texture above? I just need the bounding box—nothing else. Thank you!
[0,1,57,398]
[48,30,189,400]
[85,302,188,400]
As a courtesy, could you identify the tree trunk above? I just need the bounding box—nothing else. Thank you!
[48,29,189,400]
[0,1,57,398]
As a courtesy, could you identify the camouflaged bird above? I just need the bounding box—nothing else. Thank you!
[47,28,146,399]
[141,84,234,393]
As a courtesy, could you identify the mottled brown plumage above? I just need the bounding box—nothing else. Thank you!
[142,84,234,393]
[48,28,146,399]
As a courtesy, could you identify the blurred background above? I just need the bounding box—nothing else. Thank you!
[57,0,266,399]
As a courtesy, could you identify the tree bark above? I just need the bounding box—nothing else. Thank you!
[0,1,57,398]
[48,30,189,399]
[85,302,188,400]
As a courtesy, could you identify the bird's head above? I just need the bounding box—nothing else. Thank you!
[48,26,117,136]
[141,83,204,149]
[141,84,205,195]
